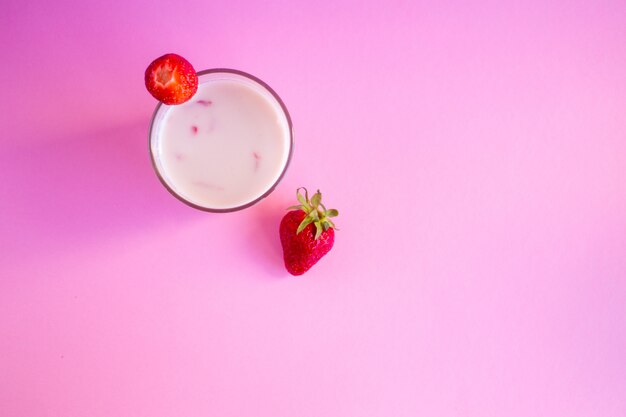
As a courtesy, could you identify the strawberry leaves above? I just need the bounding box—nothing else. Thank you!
[297,216,315,234]
[287,187,339,240]
[325,209,338,217]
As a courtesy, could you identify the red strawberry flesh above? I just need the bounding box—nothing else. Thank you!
[145,53,198,105]
[156,67,173,85]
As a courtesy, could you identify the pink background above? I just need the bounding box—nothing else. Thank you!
[1,1,625,416]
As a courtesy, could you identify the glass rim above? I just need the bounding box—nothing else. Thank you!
[148,68,294,213]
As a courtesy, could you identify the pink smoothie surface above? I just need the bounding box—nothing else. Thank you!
[152,76,290,209]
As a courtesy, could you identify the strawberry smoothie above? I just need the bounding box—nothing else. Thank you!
[149,69,293,211]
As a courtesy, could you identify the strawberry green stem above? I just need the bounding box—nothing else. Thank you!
[288,188,339,240]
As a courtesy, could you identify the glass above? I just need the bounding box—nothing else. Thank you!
[148,68,294,213]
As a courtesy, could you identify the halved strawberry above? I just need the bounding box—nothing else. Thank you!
[145,53,198,105]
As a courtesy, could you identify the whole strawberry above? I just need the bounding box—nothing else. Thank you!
[279,188,339,276]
